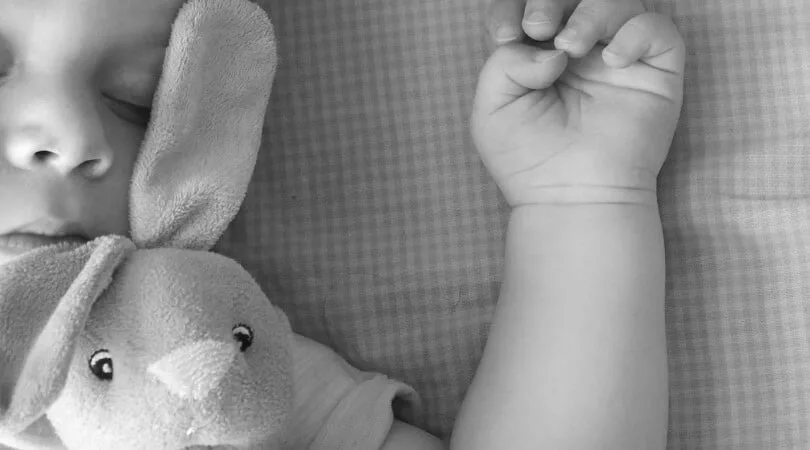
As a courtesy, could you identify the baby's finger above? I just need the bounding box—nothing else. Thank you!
[486,0,526,48]
[602,12,685,74]
[521,0,576,42]
[474,43,568,113]
[554,0,645,58]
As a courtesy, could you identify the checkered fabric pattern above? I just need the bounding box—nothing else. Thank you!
[653,1,810,448]
[216,0,810,446]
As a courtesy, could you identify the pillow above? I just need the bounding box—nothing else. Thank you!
[218,0,810,446]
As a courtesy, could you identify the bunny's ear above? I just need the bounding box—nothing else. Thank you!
[130,0,277,250]
[0,236,134,435]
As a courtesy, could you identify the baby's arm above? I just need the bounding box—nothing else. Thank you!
[457,202,668,449]
[452,1,685,449]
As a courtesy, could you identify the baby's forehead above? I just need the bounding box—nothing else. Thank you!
[0,0,187,104]
[0,0,184,51]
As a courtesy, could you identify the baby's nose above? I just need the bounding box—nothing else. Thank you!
[4,124,113,179]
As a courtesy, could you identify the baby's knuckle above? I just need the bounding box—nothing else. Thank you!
[572,3,602,21]
[525,1,554,19]
[622,0,644,7]
[566,14,597,34]
[527,0,559,11]
[634,12,672,36]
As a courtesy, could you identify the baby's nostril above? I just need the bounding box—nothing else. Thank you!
[33,150,54,163]
[77,159,105,178]
[0,382,11,411]
[29,150,107,178]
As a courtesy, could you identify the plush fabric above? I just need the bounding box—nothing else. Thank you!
[0,240,131,442]
[283,335,417,450]
[131,0,276,251]
[217,0,810,446]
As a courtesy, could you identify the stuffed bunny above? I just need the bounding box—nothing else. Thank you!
[0,1,418,449]
[0,0,290,448]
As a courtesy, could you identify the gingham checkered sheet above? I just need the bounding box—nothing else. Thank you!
[217,0,810,447]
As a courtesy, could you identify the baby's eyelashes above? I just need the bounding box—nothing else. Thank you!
[101,68,159,126]
[0,38,12,78]
[102,94,152,126]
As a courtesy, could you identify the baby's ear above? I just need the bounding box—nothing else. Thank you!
[130,0,277,250]
[0,237,134,435]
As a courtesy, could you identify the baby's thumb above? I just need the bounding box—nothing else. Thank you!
[474,44,568,113]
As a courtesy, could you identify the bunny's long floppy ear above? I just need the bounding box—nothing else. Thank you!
[0,236,134,435]
[130,0,277,250]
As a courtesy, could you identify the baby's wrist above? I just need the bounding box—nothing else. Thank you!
[491,144,667,208]
[508,184,660,208]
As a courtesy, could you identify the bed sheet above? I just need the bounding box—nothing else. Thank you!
[217,0,810,446]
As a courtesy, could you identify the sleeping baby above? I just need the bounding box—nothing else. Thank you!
[0,0,684,448]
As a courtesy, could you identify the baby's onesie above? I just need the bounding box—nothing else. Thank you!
[279,335,418,450]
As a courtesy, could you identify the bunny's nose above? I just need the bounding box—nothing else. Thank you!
[147,339,239,401]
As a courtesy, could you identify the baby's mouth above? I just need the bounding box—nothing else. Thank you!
[0,233,89,252]
[0,220,90,252]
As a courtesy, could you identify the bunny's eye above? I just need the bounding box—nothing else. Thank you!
[233,324,253,352]
[89,349,113,381]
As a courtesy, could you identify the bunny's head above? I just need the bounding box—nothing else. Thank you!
[47,244,293,449]
[0,0,289,448]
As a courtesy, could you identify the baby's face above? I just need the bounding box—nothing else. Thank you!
[0,0,186,266]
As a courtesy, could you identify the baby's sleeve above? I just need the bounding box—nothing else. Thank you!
[283,336,419,450]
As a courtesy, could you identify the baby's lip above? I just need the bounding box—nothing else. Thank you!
[0,233,89,252]
[0,219,90,252]
[12,218,88,238]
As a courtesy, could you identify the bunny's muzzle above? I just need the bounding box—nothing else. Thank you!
[147,339,262,447]
[147,339,239,401]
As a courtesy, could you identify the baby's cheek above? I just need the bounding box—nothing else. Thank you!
[99,110,146,168]
[85,116,145,236]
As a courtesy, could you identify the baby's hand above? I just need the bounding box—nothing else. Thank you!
[472,4,685,206]
[483,0,644,55]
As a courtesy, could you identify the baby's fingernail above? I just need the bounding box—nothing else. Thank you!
[494,25,519,42]
[555,27,577,44]
[524,11,550,27]
[534,50,563,63]
[602,48,625,66]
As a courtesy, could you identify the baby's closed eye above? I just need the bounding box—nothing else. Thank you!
[101,67,160,126]
[102,93,152,126]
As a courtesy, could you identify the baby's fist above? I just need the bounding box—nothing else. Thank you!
[472,10,685,206]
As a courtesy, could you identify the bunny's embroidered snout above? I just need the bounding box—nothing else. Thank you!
[148,339,241,401]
